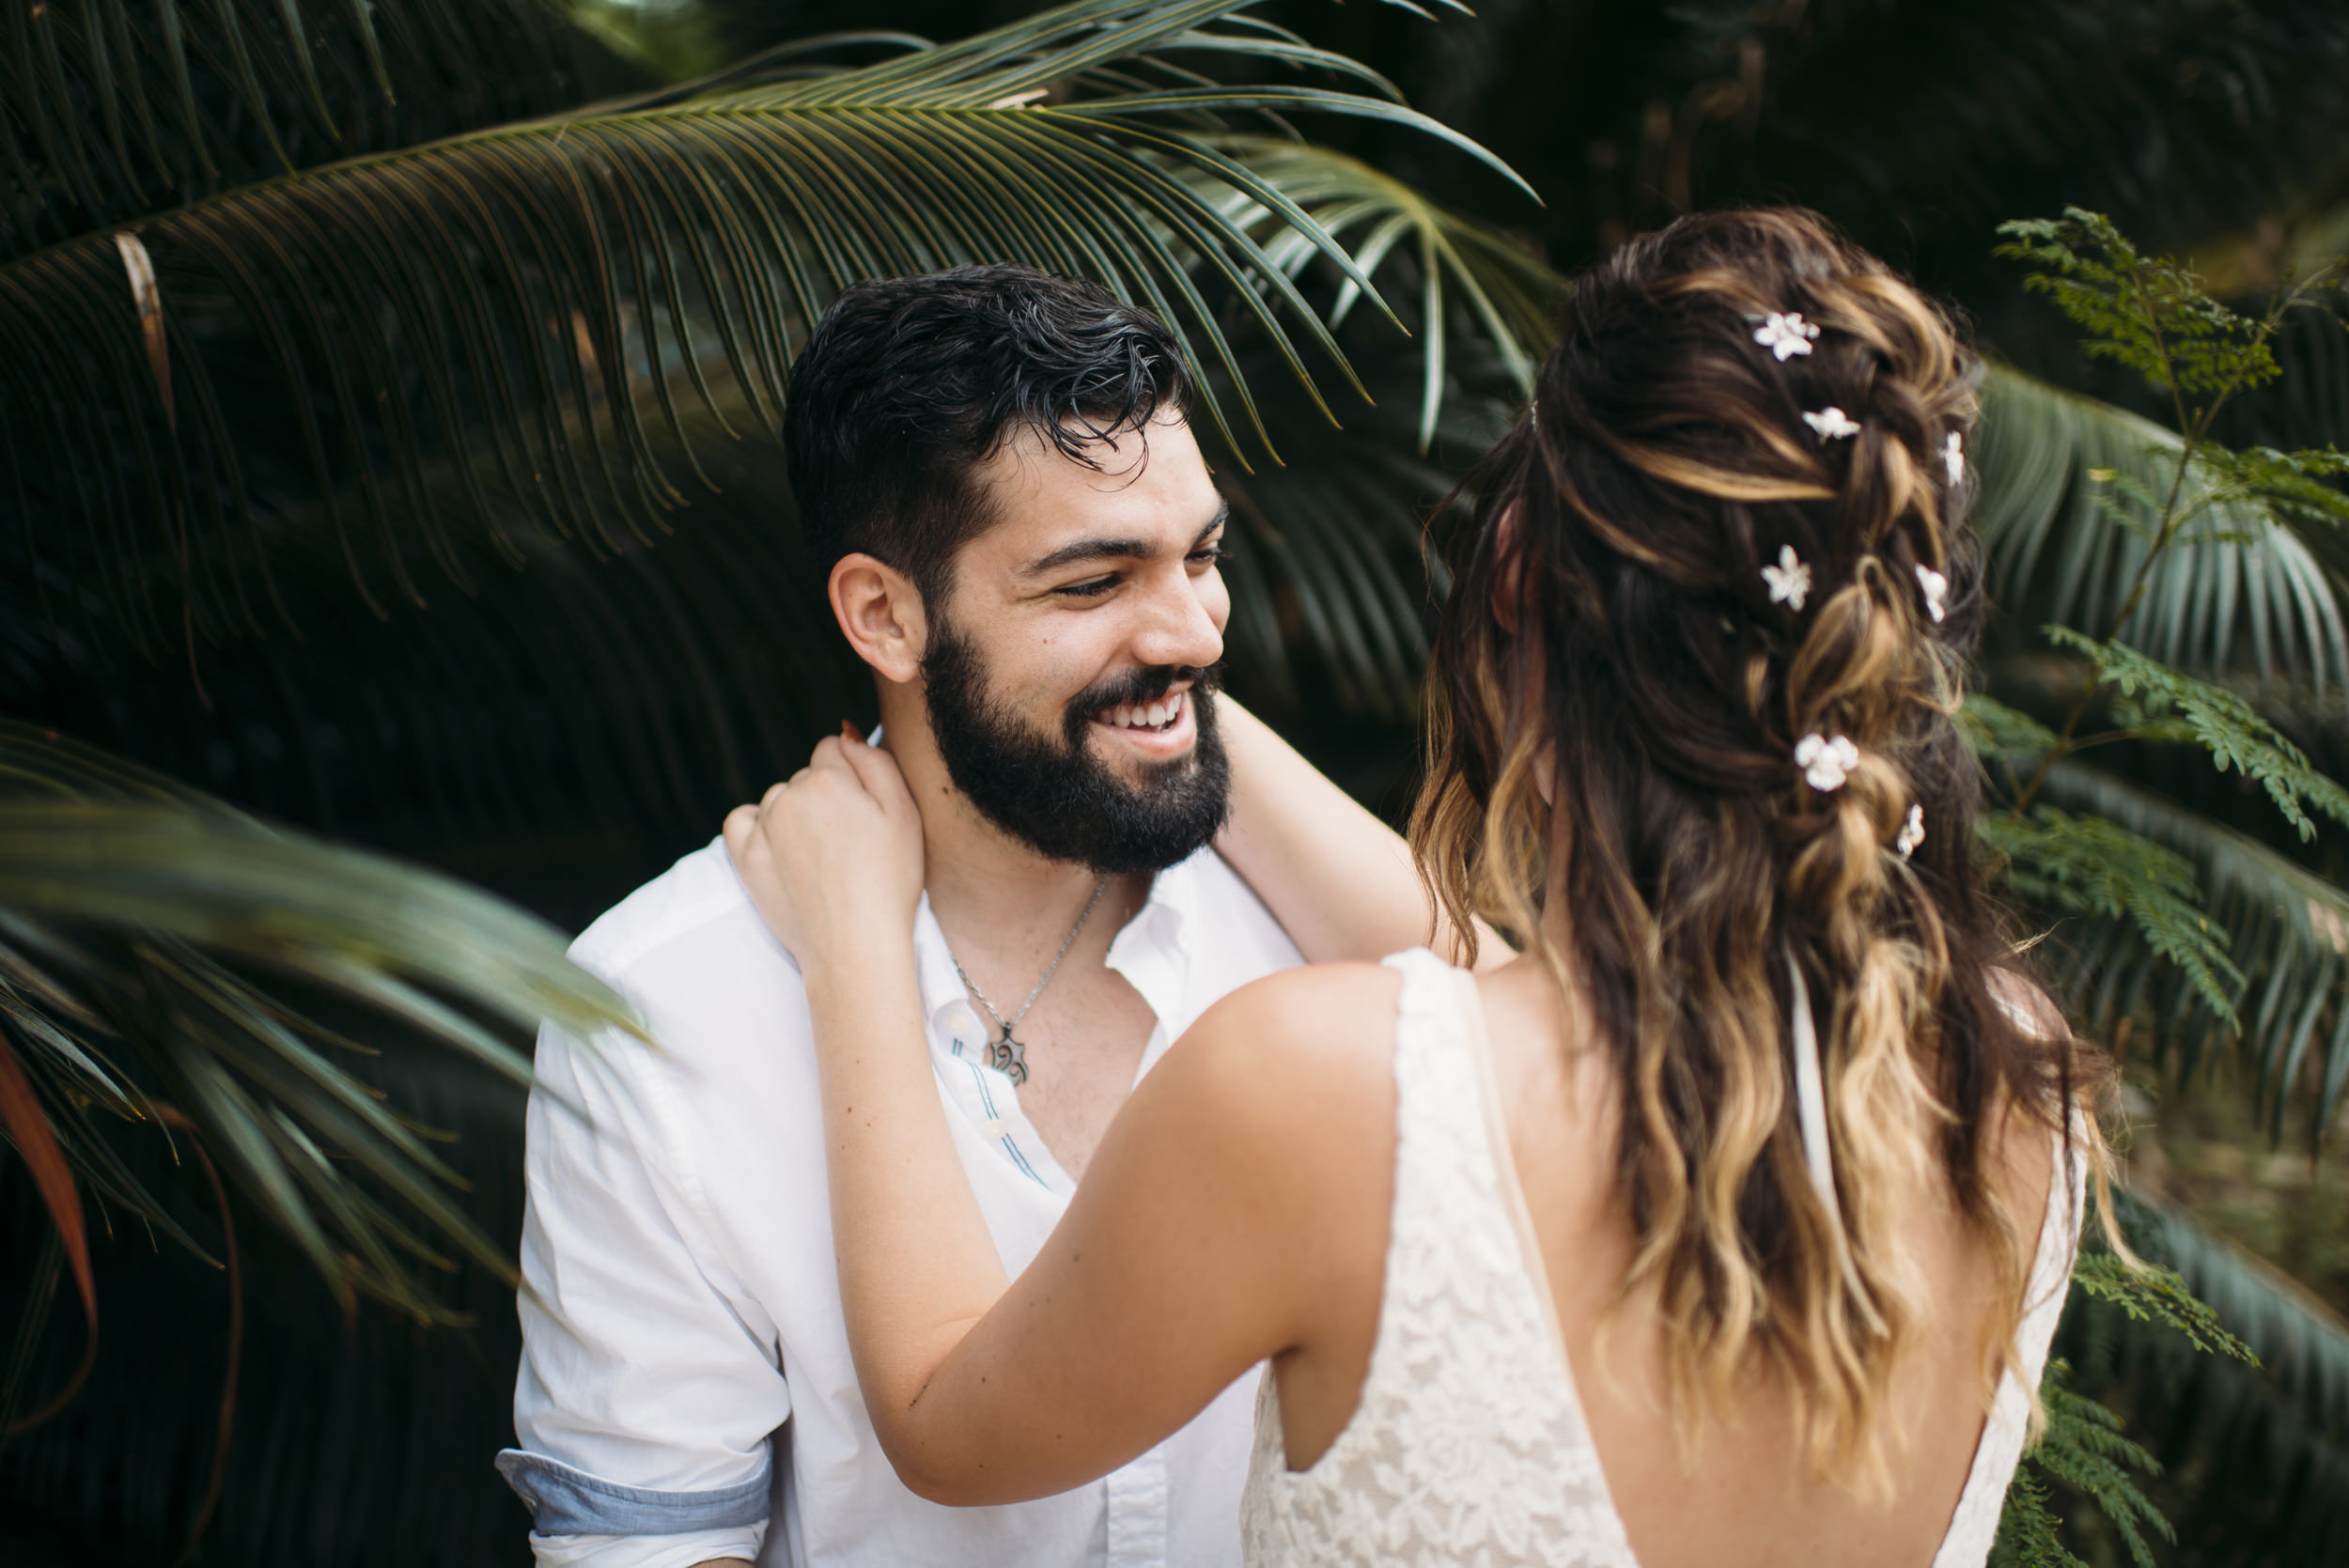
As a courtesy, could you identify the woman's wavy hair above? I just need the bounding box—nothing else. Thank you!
[1410,207,2108,1485]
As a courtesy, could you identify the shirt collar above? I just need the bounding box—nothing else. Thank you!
[911,893,978,1048]
[910,849,1209,1057]
[1107,850,1202,1049]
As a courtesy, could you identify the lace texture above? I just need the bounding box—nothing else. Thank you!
[1238,949,1639,1568]
[1237,948,2080,1568]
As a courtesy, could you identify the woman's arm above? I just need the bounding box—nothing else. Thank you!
[1215,694,1509,970]
[723,737,1393,1504]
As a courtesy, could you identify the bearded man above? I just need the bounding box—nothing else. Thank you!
[499,266,1458,1568]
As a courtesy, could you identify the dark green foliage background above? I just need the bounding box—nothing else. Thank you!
[9,3,2349,1564]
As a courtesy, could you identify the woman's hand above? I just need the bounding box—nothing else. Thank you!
[723,732,925,971]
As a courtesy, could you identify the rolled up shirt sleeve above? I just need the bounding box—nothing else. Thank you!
[505,1010,790,1568]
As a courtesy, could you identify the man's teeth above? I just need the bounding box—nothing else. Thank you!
[1101,691,1187,730]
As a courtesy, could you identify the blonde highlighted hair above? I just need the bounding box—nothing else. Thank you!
[1410,208,2107,1485]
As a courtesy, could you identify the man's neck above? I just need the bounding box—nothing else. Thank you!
[878,691,1144,955]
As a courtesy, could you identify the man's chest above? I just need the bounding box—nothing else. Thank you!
[987,964,1160,1180]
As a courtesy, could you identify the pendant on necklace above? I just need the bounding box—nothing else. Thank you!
[988,1027,1030,1087]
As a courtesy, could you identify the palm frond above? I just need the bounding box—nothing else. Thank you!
[0,0,599,256]
[0,721,636,1323]
[0,1050,543,1563]
[1972,362,2349,691]
[2057,1186,2349,1560]
[2033,761,2349,1130]
[1206,134,1562,450]
[0,0,1528,665]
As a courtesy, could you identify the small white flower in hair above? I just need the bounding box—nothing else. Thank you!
[1802,406,1861,441]
[1895,803,1926,860]
[1752,311,1821,360]
[1915,563,1948,624]
[1761,544,1812,611]
[1795,733,1861,793]
[1943,430,1965,486]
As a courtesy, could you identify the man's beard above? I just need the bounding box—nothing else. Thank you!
[920,623,1231,876]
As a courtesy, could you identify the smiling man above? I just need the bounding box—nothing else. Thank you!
[498,268,1328,1568]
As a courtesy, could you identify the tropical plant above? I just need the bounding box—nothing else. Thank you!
[0,0,1548,1560]
[1969,211,2349,1564]
[9,1,2349,1564]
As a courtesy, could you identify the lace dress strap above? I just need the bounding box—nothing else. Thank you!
[1237,948,1639,1567]
[1930,1129,2089,1567]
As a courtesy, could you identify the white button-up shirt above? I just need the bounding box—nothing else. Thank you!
[502,838,1303,1567]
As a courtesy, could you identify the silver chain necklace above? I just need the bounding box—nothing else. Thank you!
[943,877,1109,1087]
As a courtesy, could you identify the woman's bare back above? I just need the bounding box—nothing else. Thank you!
[1261,955,2064,1568]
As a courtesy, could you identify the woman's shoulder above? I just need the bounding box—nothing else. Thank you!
[1135,958,1414,1177]
[1182,957,1408,1080]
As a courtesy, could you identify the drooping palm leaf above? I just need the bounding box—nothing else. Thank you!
[2058,1185,2349,1561]
[0,720,636,1325]
[0,0,601,254]
[2031,760,2349,1131]
[0,0,1532,666]
[1202,133,1561,449]
[1972,362,2349,691]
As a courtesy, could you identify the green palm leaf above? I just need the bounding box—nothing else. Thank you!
[2033,761,2349,1129]
[0,0,1528,661]
[0,0,593,251]
[2056,1186,2349,1559]
[1203,134,1562,450]
[0,720,636,1324]
[1972,363,2349,691]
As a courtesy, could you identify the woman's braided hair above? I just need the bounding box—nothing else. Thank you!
[1410,207,2107,1483]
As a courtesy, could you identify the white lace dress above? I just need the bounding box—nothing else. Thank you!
[1237,948,2080,1568]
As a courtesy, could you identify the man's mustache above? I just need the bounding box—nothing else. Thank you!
[1069,660,1224,717]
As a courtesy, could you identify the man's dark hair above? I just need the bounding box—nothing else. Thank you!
[784,265,1194,603]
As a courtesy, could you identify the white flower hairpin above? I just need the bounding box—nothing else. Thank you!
[1751,311,1821,361]
[1915,564,1948,624]
[1942,430,1965,486]
[1761,545,1812,611]
[1895,803,1926,860]
[1795,733,1860,793]
[1802,406,1861,441]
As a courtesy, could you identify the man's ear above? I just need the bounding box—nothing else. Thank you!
[1490,500,1527,636]
[829,553,928,685]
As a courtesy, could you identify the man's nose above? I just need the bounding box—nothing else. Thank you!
[1130,565,1225,672]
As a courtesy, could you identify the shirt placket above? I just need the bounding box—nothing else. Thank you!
[915,884,1199,1567]
[916,898,1071,1196]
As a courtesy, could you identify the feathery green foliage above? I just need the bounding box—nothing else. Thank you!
[1996,1363,2171,1568]
[2041,628,2349,841]
[1981,208,2349,1566]
[1975,211,2349,1125]
[2072,1253,2260,1362]
[1994,1240,2258,1563]
[1996,210,2286,404]
[1975,806,2239,1017]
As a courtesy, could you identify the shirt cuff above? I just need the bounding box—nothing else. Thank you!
[499,1448,770,1545]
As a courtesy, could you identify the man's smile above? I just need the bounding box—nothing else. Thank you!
[1089,682,1195,760]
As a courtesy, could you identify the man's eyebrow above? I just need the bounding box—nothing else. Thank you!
[1026,536,1154,576]
[1025,504,1230,577]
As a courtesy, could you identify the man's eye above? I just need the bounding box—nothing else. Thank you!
[1054,575,1120,598]
[1189,545,1225,566]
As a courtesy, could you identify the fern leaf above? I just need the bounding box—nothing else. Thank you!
[1977,804,2241,1017]
[2045,627,2349,840]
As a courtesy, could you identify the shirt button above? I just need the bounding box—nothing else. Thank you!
[982,1117,1011,1140]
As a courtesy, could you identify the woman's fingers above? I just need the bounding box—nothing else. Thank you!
[838,728,917,817]
[723,802,761,858]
